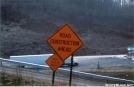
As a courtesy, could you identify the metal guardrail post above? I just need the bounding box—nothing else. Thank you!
[0,60,2,66]
[107,80,108,83]
[19,64,20,70]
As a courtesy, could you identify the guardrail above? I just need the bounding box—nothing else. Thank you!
[0,58,134,84]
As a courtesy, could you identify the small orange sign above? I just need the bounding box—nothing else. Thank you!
[46,53,64,72]
[47,24,83,60]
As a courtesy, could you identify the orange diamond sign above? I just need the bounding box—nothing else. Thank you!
[47,24,83,60]
[46,53,64,72]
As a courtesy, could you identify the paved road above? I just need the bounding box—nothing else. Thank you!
[61,55,134,70]
[0,67,105,86]
[1,55,133,86]
[2,55,133,71]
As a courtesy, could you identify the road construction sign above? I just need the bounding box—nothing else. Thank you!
[46,53,64,72]
[47,24,83,60]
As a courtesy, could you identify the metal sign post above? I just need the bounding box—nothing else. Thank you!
[46,54,64,86]
[69,54,73,86]
[52,71,55,86]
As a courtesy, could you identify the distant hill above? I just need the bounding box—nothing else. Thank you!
[1,0,133,31]
[0,0,133,58]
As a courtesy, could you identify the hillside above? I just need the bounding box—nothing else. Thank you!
[0,16,133,58]
[0,0,133,58]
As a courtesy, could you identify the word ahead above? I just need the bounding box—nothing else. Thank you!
[47,24,83,60]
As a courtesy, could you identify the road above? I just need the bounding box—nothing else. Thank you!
[61,55,134,70]
[1,54,133,70]
[0,67,105,86]
[0,55,133,86]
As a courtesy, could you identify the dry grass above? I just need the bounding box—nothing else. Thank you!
[80,67,134,80]
[0,68,77,86]
[0,72,51,86]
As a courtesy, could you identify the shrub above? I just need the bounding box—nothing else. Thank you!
[1,4,28,24]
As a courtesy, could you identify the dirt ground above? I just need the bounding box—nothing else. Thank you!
[0,16,133,58]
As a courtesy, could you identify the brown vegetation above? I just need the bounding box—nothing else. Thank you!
[0,4,133,58]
